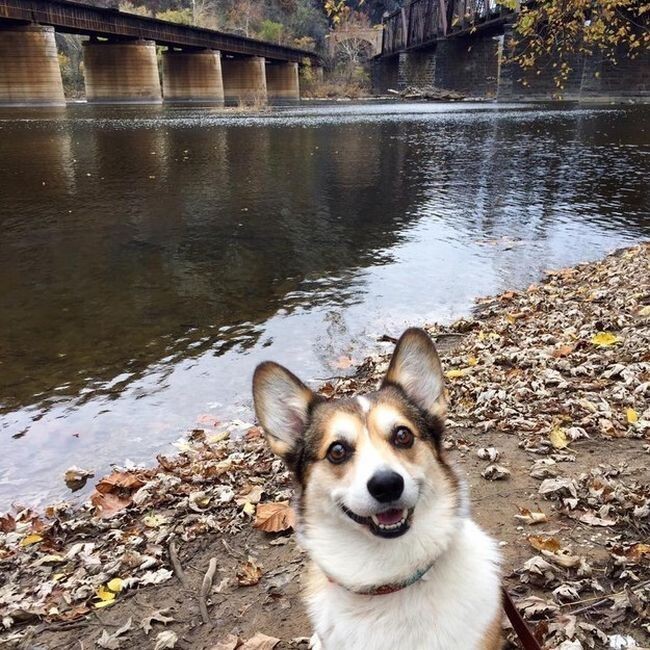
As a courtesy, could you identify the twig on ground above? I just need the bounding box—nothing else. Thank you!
[566,579,650,616]
[169,539,190,589]
[199,557,218,625]
[222,538,246,560]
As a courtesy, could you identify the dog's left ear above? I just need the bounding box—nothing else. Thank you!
[382,328,446,419]
[252,361,317,461]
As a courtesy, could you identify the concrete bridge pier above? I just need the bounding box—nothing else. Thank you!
[398,50,436,89]
[221,55,267,105]
[265,61,299,103]
[162,49,224,104]
[434,36,500,98]
[372,55,399,94]
[0,24,65,106]
[83,38,162,104]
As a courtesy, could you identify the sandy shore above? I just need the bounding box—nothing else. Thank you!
[1,243,649,649]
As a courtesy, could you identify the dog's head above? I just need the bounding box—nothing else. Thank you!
[252,328,463,589]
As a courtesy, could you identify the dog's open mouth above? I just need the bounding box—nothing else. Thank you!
[341,505,413,538]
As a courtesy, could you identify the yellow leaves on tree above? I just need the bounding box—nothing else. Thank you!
[504,0,649,96]
[253,501,296,533]
[324,0,364,24]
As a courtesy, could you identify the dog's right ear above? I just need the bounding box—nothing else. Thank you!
[252,361,316,461]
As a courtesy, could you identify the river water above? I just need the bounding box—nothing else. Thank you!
[1,102,648,509]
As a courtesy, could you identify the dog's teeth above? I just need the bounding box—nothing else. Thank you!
[370,509,410,531]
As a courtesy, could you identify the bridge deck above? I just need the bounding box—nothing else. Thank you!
[381,0,512,56]
[0,0,319,64]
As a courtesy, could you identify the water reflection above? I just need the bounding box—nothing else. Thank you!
[0,103,648,507]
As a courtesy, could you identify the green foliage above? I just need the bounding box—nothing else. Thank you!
[156,8,193,24]
[258,19,285,43]
[55,33,85,97]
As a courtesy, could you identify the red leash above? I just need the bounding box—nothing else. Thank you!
[502,587,543,650]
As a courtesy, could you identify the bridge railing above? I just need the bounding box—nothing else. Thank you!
[382,0,510,55]
[0,0,321,64]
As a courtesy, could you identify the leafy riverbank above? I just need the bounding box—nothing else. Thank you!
[1,243,649,649]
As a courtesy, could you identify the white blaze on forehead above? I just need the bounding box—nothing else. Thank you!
[356,395,371,414]
[328,411,361,445]
[371,402,402,434]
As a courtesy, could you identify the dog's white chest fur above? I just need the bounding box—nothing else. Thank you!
[306,519,501,650]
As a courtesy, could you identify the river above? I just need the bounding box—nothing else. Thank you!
[1,101,648,509]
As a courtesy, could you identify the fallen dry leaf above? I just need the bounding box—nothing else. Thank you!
[578,511,617,527]
[237,557,263,586]
[528,535,561,553]
[143,513,168,528]
[515,507,548,525]
[552,344,575,358]
[477,447,499,462]
[237,485,264,507]
[64,466,94,492]
[0,513,16,533]
[95,471,145,494]
[591,331,620,347]
[91,491,132,519]
[542,550,581,569]
[211,634,241,650]
[19,533,42,547]
[538,477,578,500]
[96,618,132,649]
[94,578,124,608]
[516,595,559,618]
[240,633,280,650]
[253,502,295,533]
[549,427,569,450]
[107,578,123,593]
[154,631,178,650]
[141,609,175,635]
[481,464,510,481]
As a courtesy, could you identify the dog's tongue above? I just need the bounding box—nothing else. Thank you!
[376,509,404,525]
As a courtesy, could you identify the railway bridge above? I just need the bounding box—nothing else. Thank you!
[0,0,321,106]
[374,0,649,102]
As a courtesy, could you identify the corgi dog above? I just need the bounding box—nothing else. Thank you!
[252,328,502,650]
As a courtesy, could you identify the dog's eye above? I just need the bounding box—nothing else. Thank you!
[326,442,350,464]
[392,427,414,449]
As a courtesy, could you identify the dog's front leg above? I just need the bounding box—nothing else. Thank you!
[309,633,324,650]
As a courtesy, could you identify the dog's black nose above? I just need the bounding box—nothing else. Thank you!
[367,470,404,503]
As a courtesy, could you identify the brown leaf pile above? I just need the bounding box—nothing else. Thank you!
[0,421,295,638]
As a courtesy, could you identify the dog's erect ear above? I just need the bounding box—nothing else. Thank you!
[252,361,316,460]
[382,328,446,419]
